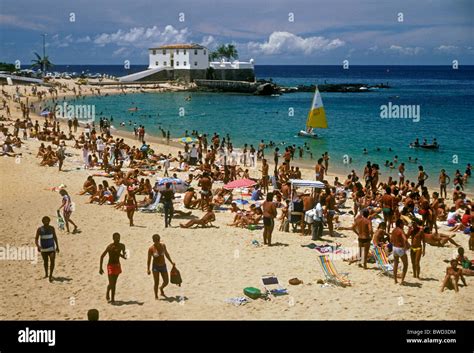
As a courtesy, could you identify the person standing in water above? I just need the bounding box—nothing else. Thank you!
[147,234,175,299]
[99,232,127,304]
[262,192,277,246]
[35,216,60,282]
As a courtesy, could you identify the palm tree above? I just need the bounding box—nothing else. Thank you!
[31,52,53,72]
[210,44,239,61]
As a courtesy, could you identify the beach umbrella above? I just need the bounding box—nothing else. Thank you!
[155,177,189,193]
[180,136,197,144]
[223,178,257,190]
[40,110,50,116]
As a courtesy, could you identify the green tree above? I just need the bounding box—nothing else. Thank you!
[210,44,239,61]
[0,62,16,72]
[31,52,53,72]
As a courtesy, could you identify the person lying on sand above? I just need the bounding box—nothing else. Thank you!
[440,259,467,293]
[180,205,216,228]
[231,207,263,228]
[423,227,460,247]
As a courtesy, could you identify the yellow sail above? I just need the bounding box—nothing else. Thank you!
[306,87,328,129]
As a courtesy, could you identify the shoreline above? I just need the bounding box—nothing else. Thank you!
[1,77,473,321]
[38,79,471,198]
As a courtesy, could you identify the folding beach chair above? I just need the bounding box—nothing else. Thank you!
[139,192,161,213]
[261,274,288,297]
[317,255,351,287]
[372,244,394,277]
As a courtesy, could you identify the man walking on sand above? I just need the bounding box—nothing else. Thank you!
[35,216,60,282]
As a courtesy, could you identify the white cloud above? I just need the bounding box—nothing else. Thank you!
[112,47,130,57]
[77,36,91,43]
[247,31,345,55]
[435,45,458,53]
[92,25,189,48]
[48,34,74,48]
[0,14,46,31]
[200,35,215,49]
[388,45,424,56]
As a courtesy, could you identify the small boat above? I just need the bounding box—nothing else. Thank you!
[410,143,440,150]
[298,130,318,139]
[298,86,328,139]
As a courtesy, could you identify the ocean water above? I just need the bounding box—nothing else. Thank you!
[60,65,474,192]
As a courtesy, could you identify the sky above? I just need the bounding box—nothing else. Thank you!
[0,0,473,66]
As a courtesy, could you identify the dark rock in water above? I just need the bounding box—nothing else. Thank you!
[254,83,278,95]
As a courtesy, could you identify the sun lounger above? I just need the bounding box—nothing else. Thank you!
[261,274,288,297]
[317,255,351,287]
[139,192,161,213]
[372,244,393,277]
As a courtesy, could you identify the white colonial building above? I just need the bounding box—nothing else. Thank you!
[119,43,255,83]
[148,43,209,70]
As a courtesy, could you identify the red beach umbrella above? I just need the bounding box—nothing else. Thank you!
[223,178,257,190]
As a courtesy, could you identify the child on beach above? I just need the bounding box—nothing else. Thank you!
[440,259,467,293]
[58,189,78,234]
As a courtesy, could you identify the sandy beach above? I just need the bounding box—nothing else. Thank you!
[0,78,473,321]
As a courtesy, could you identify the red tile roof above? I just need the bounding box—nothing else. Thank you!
[149,43,205,50]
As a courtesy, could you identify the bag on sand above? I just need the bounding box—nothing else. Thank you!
[170,265,182,287]
[243,287,262,300]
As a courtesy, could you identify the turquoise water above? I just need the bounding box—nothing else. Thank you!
[62,66,473,192]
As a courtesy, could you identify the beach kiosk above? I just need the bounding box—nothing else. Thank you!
[287,179,325,232]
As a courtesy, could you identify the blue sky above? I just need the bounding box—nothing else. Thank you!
[0,0,473,65]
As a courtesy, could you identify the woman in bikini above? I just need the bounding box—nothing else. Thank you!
[124,188,138,227]
[409,223,425,279]
[58,189,78,234]
[147,234,175,299]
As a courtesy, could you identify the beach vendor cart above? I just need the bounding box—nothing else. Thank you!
[287,179,325,233]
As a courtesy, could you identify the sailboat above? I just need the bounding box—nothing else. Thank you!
[298,86,328,139]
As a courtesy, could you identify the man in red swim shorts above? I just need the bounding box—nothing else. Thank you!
[99,232,127,304]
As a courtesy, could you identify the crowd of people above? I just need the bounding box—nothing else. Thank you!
[1,81,473,307]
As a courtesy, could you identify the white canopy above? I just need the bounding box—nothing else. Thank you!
[289,179,325,189]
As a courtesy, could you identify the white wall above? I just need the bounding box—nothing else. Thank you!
[149,48,209,69]
[189,48,209,69]
[149,49,172,68]
[209,59,254,70]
